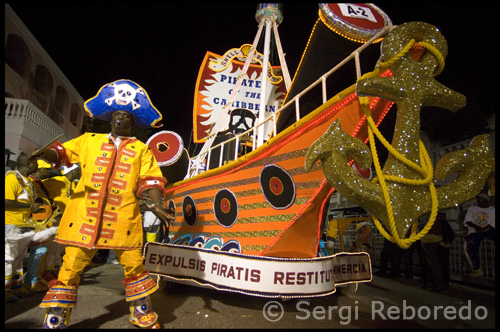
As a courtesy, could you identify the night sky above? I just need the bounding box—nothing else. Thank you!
[8,3,494,151]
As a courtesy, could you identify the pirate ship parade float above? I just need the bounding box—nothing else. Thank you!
[144,3,495,298]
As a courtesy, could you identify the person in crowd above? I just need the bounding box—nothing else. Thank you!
[33,79,174,329]
[324,215,337,255]
[438,215,455,288]
[377,237,403,277]
[420,212,454,291]
[41,163,81,280]
[5,153,42,302]
[353,221,372,252]
[16,160,60,296]
[401,224,423,280]
[464,193,495,277]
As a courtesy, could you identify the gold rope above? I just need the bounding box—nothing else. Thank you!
[356,38,444,248]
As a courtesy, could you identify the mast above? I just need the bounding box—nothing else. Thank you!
[189,3,289,177]
[255,3,284,148]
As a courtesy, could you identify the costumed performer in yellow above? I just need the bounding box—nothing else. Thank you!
[34,79,174,329]
[40,163,81,282]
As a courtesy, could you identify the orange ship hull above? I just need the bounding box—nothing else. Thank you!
[164,83,393,258]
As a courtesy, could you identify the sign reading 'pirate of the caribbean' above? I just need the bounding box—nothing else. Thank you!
[193,44,287,143]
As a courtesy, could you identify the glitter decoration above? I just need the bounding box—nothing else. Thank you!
[434,134,495,205]
[306,22,495,244]
[255,3,283,25]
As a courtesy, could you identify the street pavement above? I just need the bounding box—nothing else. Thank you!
[5,263,495,329]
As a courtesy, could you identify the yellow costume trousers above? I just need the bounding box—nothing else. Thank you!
[58,246,145,286]
[41,245,158,308]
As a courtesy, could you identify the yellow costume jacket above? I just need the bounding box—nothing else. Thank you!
[43,175,77,213]
[52,133,167,250]
[5,170,35,227]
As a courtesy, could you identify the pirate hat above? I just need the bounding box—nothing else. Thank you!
[84,79,163,128]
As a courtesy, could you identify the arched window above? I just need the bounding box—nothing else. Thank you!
[32,65,53,115]
[69,103,80,127]
[54,86,68,114]
[52,86,69,126]
[5,34,31,78]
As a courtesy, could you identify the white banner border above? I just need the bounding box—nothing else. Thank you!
[144,242,372,299]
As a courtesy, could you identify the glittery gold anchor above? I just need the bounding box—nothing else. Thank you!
[305,22,495,248]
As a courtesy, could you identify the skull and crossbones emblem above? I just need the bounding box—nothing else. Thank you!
[105,82,144,110]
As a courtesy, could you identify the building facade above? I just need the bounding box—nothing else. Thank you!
[5,4,90,170]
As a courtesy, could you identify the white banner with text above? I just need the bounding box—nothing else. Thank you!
[144,243,372,298]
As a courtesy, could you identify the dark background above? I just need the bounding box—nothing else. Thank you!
[8,3,494,153]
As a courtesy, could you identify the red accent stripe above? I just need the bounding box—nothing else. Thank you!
[110,178,127,190]
[101,142,115,151]
[99,228,115,239]
[88,191,102,199]
[122,148,137,158]
[95,155,112,165]
[116,162,132,173]
[103,211,118,222]
[91,173,106,183]
[80,223,97,235]
[107,194,123,205]
[86,207,99,216]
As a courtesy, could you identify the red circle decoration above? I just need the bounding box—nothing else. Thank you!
[168,199,175,215]
[146,130,184,166]
[260,164,296,209]
[159,148,190,185]
[220,198,231,213]
[182,195,197,226]
[214,189,238,228]
[269,177,284,195]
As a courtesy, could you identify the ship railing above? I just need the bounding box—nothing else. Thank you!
[188,25,393,178]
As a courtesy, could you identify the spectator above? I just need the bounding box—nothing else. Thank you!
[17,160,60,296]
[41,163,81,280]
[5,153,42,302]
[420,212,454,291]
[401,227,425,280]
[325,215,337,255]
[464,193,495,277]
[354,221,372,252]
[439,216,455,287]
[377,237,403,277]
